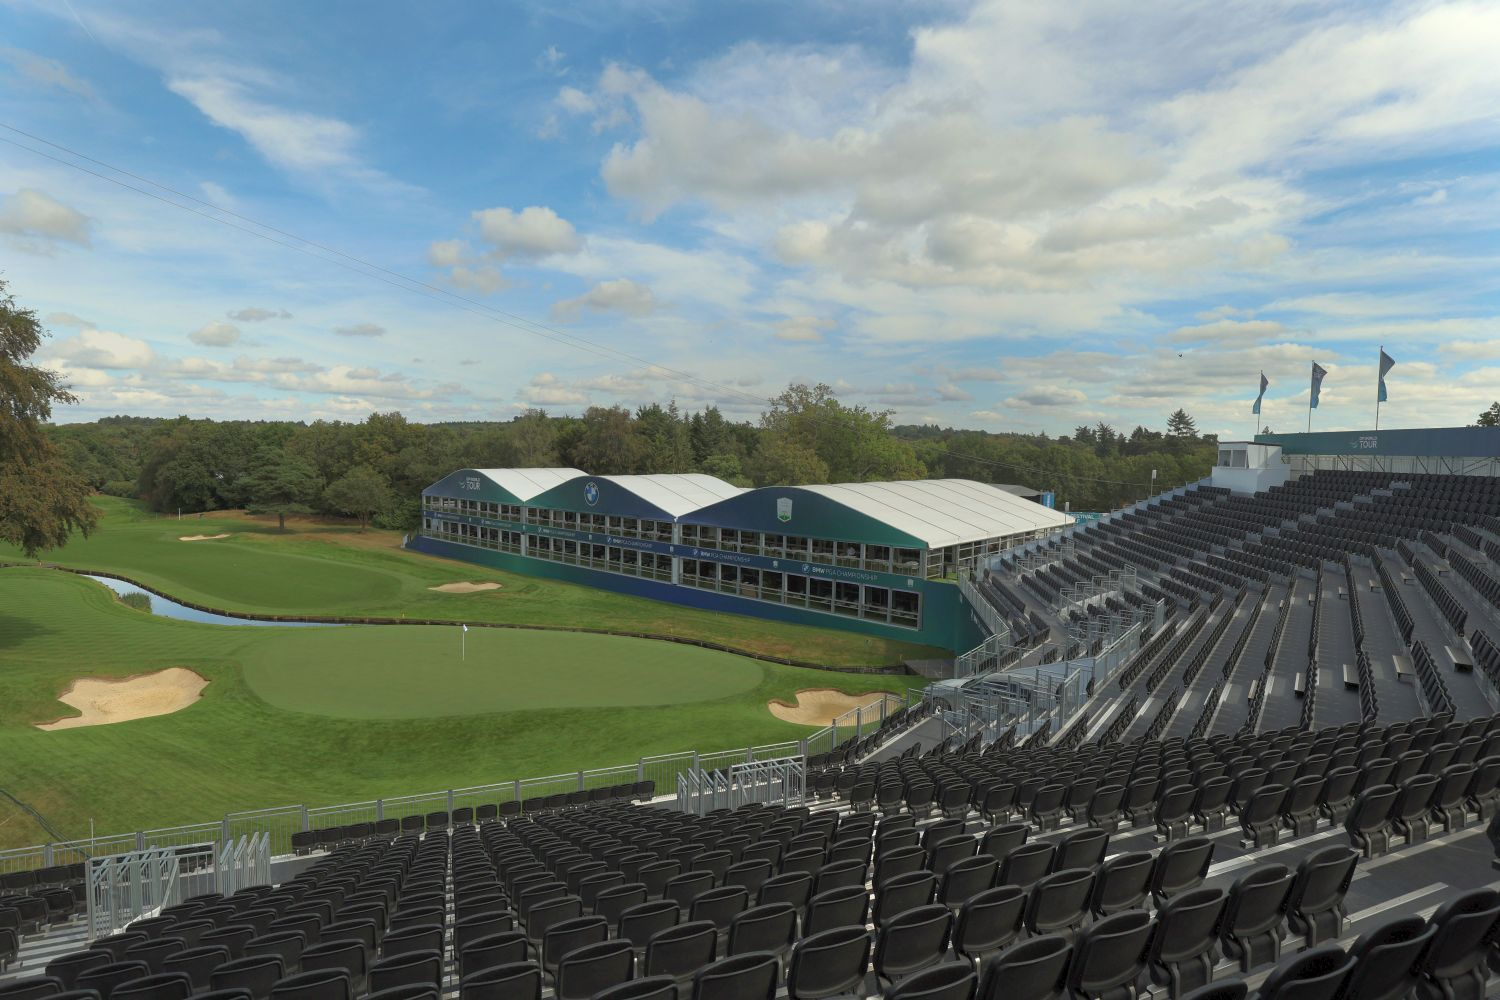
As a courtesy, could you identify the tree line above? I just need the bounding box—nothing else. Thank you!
[46,389,1217,530]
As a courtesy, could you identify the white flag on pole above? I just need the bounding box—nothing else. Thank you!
[462,624,469,632]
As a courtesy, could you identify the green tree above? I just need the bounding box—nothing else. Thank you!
[1478,402,1500,427]
[0,281,98,555]
[747,435,829,486]
[1166,409,1198,438]
[323,465,394,531]
[756,382,924,483]
[510,408,557,466]
[240,446,321,530]
[636,401,693,473]
[565,406,648,474]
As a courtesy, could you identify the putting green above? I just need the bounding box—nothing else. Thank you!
[239,625,764,719]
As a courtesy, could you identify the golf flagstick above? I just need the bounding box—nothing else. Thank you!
[462,623,468,661]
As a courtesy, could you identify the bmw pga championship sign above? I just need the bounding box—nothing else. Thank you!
[776,497,793,523]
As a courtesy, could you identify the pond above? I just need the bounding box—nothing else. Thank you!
[86,575,344,627]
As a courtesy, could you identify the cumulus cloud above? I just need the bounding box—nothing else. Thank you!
[557,86,595,114]
[188,321,241,347]
[551,278,657,321]
[518,372,588,406]
[473,206,581,257]
[427,240,468,268]
[228,307,291,322]
[333,323,386,338]
[49,329,154,369]
[0,188,91,247]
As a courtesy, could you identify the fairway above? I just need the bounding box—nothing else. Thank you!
[0,567,925,849]
[241,627,763,718]
[0,498,945,668]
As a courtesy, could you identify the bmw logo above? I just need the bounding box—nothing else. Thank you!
[584,481,600,506]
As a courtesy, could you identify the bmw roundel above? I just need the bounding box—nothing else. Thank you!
[584,481,601,506]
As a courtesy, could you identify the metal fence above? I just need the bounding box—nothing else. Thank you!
[801,691,912,758]
[677,757,805,816]
[0,731,859,872]
[85,843,214,941]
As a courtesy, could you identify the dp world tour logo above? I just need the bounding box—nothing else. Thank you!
[584,481,601,506]
[776,497,793,523]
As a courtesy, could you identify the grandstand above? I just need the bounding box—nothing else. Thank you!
[409,471,1070,649]
[5,424,1500,1000]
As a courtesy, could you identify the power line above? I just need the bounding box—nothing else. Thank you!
[0,123,1174,494]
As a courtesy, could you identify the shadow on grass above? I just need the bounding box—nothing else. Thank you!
[0,612,55,652]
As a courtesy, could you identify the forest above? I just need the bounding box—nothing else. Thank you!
[43,383,1218,530]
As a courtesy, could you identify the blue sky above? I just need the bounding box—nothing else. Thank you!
[2,0,1498,435]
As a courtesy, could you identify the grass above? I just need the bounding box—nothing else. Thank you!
[0,498,945,667]
[0,568,925,850]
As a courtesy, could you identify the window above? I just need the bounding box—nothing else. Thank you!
[864,585,890,621]
[811,539,835,563]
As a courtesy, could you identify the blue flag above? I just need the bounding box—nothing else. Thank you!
[1310,362,1327,409]
[1378,348,1395,403]
[1252,371,1268,415]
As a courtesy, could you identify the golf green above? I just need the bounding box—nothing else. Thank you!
[240,626,764,719]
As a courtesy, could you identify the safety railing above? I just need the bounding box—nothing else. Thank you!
[0,733,847,870]
[86,843,215,941]
[217,833,271,896]
[677,757,805,816]
[801,690,913,758]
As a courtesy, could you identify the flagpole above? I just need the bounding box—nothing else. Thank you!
[1375,344,1382,432]
[462,626,466,662]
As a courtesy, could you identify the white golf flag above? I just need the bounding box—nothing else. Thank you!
[462,624,469,632]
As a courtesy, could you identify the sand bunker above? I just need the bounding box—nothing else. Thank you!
[179,533,231,541]
[36,668,209,731]
[768,688,901,726]
[428,581,503,594]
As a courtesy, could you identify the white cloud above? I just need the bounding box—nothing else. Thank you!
[1167,319,1289,345]
[518,372,588,406]
[473,205,582,257]
[49,329,154,369]
[199,181,237,209]
[227,307,292,322]
[167,76,361,173]
[557,86,596,114]
[774,316,833,342]
[188,321,241,347]
[0,188,91,247]
[333,323,386,338]
[1006,387,1089,408]
[551,278,657,321]
[428,240,468,268]
[45,311,94,328]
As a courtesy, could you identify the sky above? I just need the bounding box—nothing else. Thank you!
[1,0,1498,436]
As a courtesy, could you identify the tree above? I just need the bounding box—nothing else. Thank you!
[509,408,557,466]
[0,281,98,556]
[1166,409,1198,438]
[323,465,394,531]
[1478,402,1500,427]
[240,446,321,530]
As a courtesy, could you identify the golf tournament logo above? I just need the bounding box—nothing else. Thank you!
[776,497,793,523]
[584,481,601,506]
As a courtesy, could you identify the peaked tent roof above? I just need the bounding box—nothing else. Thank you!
[593,474,746,518]
[789,479,1070,548]
[468,468,586,501]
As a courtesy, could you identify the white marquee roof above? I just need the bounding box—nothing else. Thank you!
[792,479,1071,548]
[471,468,587,501]
[596,474,746,518]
